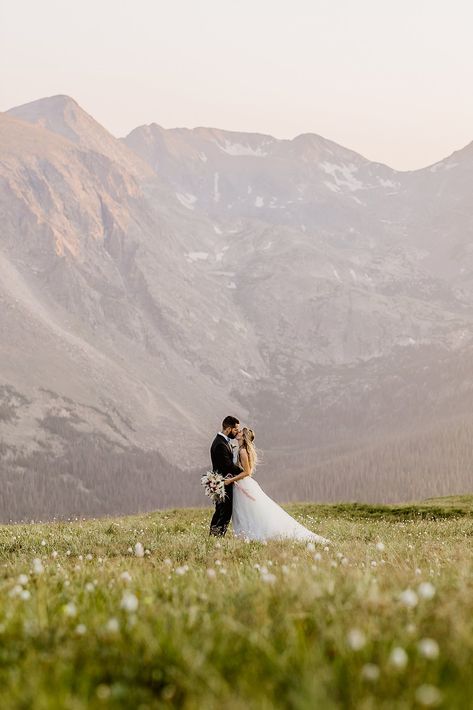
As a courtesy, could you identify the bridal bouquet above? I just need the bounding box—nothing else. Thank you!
[201,471,226,503]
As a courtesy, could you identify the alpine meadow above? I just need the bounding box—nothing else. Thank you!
[2,500,473,708]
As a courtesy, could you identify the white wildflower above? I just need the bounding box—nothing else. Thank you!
[347,629,366,651]
[418,638,439,660]
[134,543,144,558]
[85,553,93,561]
[17,574,29,586]
[418,582,436,600]
[51,551,58,559]
[120,592,139,613]
[32,558,44,575]
[41,540,46,547]
[361,663,380,681]
[389,647,408,669]
[376,542,385,552]
[63,602,77,618]
[106,618,120,633]
[306,542,316,552]
[9,584,23,598]
[75,624,87,635]
[399,588,418,608]
[206,568,216,578]
[96,685,111,700]
[120,571,132,583]
[85,582,95,593]
[415,685,442,707]
[175,565,189,576]
[20,590,31,601]
[261,572,276,584]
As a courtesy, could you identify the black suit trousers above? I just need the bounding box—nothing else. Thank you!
[210,480,233,536]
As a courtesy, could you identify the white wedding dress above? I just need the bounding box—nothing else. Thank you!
[232,473,330,544]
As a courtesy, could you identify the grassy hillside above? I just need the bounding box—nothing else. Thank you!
[1,499,473,708]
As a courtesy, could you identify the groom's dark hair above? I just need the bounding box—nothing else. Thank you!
[222,415,239,430]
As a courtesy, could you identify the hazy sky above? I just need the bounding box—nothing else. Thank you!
[1,0,472,170]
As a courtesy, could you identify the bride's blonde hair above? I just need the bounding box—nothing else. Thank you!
[241,427,258,471]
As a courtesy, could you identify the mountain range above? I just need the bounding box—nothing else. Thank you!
[1,94,473,521]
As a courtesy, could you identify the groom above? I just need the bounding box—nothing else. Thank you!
[209,415,244,536]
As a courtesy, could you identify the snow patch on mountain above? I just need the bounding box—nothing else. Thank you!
[217,139,270,157]
[332,267,342,282]
[430,161,459,173]
[320,162,364,191]
[176,192,197,210]
[378,177,400,189]
[239,368,253,378]
[213,172,221,203]
[186,251,209,262]
[324,181,340,193]
[215,246,229,263]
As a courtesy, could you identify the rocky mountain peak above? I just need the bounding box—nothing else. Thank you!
[8,95,153,179]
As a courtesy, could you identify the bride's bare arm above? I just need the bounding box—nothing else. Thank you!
[224,448,251,484]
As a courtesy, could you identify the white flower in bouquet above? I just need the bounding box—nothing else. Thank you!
[201,471,226,502]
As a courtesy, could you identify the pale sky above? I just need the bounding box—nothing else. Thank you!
[1,0,472,170]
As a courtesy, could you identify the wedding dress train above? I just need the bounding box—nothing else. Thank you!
[232,476,329,543]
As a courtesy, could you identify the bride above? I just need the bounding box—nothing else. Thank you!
[225,428,330,544]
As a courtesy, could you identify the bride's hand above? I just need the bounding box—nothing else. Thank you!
[224,477,234,486]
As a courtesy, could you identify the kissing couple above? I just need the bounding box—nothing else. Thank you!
[209,415,329,544]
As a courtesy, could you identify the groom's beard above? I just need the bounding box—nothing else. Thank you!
[228,432,236,439]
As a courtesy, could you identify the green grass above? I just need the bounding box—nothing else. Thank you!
[1,498,473,709]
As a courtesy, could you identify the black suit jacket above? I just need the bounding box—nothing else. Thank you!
[210,434,243,478]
